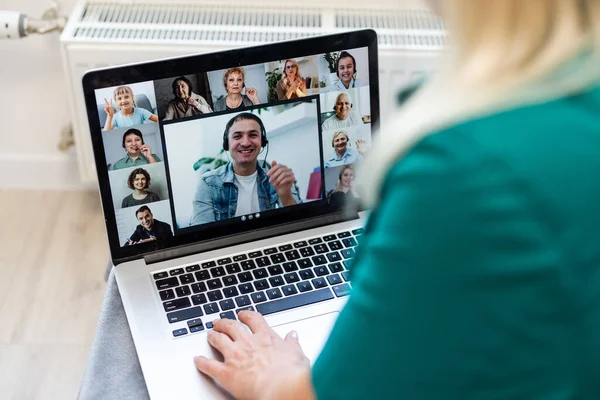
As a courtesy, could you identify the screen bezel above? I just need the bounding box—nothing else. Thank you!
[82,29,379,265]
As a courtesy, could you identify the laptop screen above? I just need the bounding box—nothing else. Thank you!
[84,30,379,263]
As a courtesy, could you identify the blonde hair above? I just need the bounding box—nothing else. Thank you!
[113,86,137,107]
[223,67,246,92]
[331,130,349,147]
[283,59,303,82]
[359,0,600,207]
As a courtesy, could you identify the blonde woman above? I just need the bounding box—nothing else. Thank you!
[213,67,261,111]
[103,86,158,131]
[194,1,600,399]
[276,59,307,100]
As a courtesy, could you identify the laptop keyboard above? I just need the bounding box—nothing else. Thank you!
[152,228,363,337]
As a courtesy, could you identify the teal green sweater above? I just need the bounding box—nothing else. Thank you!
[313,88,600,399]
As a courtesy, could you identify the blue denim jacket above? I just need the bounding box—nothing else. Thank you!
[190,162,302,225]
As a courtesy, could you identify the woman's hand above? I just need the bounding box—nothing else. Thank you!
[104,98,115,116]
[139,144,156,163]
[194,311,313,400]
[356,139,370,155]
[246,87,260,105]
[187,96,199,107]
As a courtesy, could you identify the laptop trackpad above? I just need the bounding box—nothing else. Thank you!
[271,311,339,364]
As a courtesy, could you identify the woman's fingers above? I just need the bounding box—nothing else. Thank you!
[207,330,235,356]
[194,356,227,382]
[213,318,252,342]
[238,310,271,334]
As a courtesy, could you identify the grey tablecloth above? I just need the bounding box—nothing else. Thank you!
[78,268,150,400]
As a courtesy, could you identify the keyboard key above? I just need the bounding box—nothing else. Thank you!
[238,283,254,294]
[284,272,300,284]
[195,270,210,281]
[188,318,204,333]
[211,267,226,278]
[312,277,327,288]
[311,255,327,265]
[236,306,255,314]
[282,284,298,296]
[256,288,334,316]
[223,287,239,298]
[327,274,342,285]
[299,269,315,280]
[355,235,363,244]
[342,237,357,247]
[270,253,285,264]
[203,303,219,315]
[201,261,216,269]
[256,256,271,267]
[219,299,235,311]
[220,310,236,320]
[314,244,328,254]
[278,244,292,251]
[185,264,200,273]
[282,261,298,272]
[235,295,251,307]
[191,294,208,305]
[207,290,224,301]
[299,247,315,257]
[328,240,343,251]
[172,328,188,337]
[217,257,232,265]
[285,250,301,260]
[169,268,184,276]
[323,234,337,241]
[337,231,351,238]
[263,247,278,255]
[223,275,239,286]
[314,266,328,277]
[266,288,283,300]
[341,248,355,259]
[191,282,207,293]
[253,268,268,279]
[341,271,350,282]
[159,289,175,301]
[328,262,344,273]
[226,263,241,274]
[167,306,203,323]
[238,272,253,282]
[297,258,313,269]
[248,251,262,258]
[269,276,285,287]
[308,237,322,245]
[293,240,308,248]
[206,321,213,329]
[241,260,256,271]
[332,283,351,297]
[175,286,191,297]
[297,281,313,292]
[207,279,223,290]
[326,252,342,262]
[343,260,353,270]
[254,279,269,291]
[251,291,267,303]
[163,297,191,312]
[155,277,179,290]
[233,254,247,262]
[180,273,195,285]
[153,271,168,280]
[268,265,283,275]
[351,228,364,235]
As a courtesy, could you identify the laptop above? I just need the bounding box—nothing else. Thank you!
[82,29,379,399]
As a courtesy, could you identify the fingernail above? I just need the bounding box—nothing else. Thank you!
[290,330,298,340]
[194,356,201,363]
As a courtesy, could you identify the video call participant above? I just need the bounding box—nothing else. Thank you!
[324,130,368,168]
[112,128,161,170]
[103,85,159,131]
[164,76,213,120]
[276,59,307,100]
[125,205,173,246]
[121,167,160,208]
[213,67,261,112]
[190,113,302,225]
[330,51,364,91]
[321,92,363,131]
[328,164,358,206]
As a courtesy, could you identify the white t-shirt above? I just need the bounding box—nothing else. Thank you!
[234,171,260,217]
[321,110,363,131]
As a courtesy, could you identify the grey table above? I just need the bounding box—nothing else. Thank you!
[78,269,150,400]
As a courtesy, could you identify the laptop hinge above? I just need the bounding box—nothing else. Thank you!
[142,212,356,265]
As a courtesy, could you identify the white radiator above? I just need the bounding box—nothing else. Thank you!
[60,0,445,183]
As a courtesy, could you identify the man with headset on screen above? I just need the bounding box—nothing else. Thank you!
[329,50,364,91]
[190,112,302,225]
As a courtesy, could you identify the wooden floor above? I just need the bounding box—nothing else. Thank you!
[0,189,109,400]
